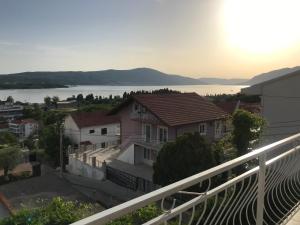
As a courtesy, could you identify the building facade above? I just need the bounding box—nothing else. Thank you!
[64,111,120,149]
[0,103,23,120]
[9,119,38,139]
[242,70,300,143]
[107,93,228,191]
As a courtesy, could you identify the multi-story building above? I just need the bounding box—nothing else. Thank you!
[9,119,38,139]
[107,93,228,191]
[242,70,300,143]
[64,111,120,149]
[0,103,23,120]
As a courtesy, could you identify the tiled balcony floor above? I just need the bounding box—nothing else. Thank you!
[286,208,300,225]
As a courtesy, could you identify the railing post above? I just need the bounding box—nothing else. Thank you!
[256,153,266,225]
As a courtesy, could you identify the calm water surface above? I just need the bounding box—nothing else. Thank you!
[0,85,247,103]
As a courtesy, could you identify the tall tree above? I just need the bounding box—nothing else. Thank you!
[44,96,52,108]
[153,133,216,186]
[39,124,71,167]
[0,145,21,180]
[52,96,60,109]
[6,96,14,103]
[232,109,265,156]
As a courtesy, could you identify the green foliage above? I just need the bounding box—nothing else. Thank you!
[23,104,42,120]
[153,133,216,186]
[44,96,52,108]
[0,145,21,179]
[212,134,237,162]
[232,109,265,156]
[107,204,162,225]
[0,132,18,145]
[78,104,113,112]
[0,197,93,225]
[39,125,71,166]
[52,96,60,109]
[42,111,66,126]
[208,93,261,104]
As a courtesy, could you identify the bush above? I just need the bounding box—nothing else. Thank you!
[0,197,93,225]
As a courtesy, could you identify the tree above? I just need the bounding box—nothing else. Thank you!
[52,96,60,109]
[44,96,52,108]
[39,124,71,166]
[85,94,94,103]
[232,109,265,156]
[23,103,42,120]
[0,132,17,145]
[153,133,216,186]
[0,197,94,225]
[76,94,84,106]
[0,145,21,180]
[6,96,14,104]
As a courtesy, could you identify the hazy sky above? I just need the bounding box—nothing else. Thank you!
[1,0,300,78]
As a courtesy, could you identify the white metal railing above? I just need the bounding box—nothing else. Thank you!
[121,135,171,151]
[71,133,300,225]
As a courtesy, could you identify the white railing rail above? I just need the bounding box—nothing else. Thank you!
[71,133,300,225]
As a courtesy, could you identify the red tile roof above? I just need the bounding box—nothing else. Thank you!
[112,93,228,126]
[10,119,38,125]
[216,101,238,114]
[0,123,8,129]
[216,101,261,114]
[71,111,120,128]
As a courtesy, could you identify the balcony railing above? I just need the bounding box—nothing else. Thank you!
[71,133,300,225]
[121,135,171,151]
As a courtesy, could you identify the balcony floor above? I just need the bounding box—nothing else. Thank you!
[286,207,300,225]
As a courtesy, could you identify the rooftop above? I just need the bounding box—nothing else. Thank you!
[111,93,228,126]
[71,111,120,129]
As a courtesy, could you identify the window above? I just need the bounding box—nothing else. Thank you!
[101,128,107,135]
[143,148,157,161]
[158,127,168,143]
[89,129,95,134]
[143,124,151,142]
[134,103,139,112]
[215,121,222,137]
[101,142,106,148]
[199,123,207,135]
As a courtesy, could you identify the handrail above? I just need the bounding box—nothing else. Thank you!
[71,133,300,225]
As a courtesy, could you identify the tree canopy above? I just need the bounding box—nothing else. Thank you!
[153,132,216,186]
[0,197,94,225]
[0,145,21,180]
[232,109,265,156]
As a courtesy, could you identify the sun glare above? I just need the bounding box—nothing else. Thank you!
[223,0,300,54]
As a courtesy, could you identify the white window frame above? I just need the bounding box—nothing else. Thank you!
[143,123,152,142]
[199,123,207,136]
[215,120,222,137]
[157,126,168,143]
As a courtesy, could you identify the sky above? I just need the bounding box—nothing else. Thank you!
[1,0,300,78]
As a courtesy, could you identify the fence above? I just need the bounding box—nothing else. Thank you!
[71,133,300,225]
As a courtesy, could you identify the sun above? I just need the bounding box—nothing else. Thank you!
[222,0,300,54]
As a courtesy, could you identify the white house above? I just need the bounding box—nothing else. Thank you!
[241,70,300,143]
[9,119,39,139]
[64,111,120,149]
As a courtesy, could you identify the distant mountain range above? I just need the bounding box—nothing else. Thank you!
[243,66,300,85]
[198,77,247,85]
[0,66,300,89]
[0,68,206,89]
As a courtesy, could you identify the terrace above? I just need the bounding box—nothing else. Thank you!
[71,133,300,225]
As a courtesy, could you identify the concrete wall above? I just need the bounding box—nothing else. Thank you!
[64,115,120,147]
[261,75,300,142]
[117,144,135,164]
[67,156,105,181]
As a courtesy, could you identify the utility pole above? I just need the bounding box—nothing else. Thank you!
[59,124,63,177]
